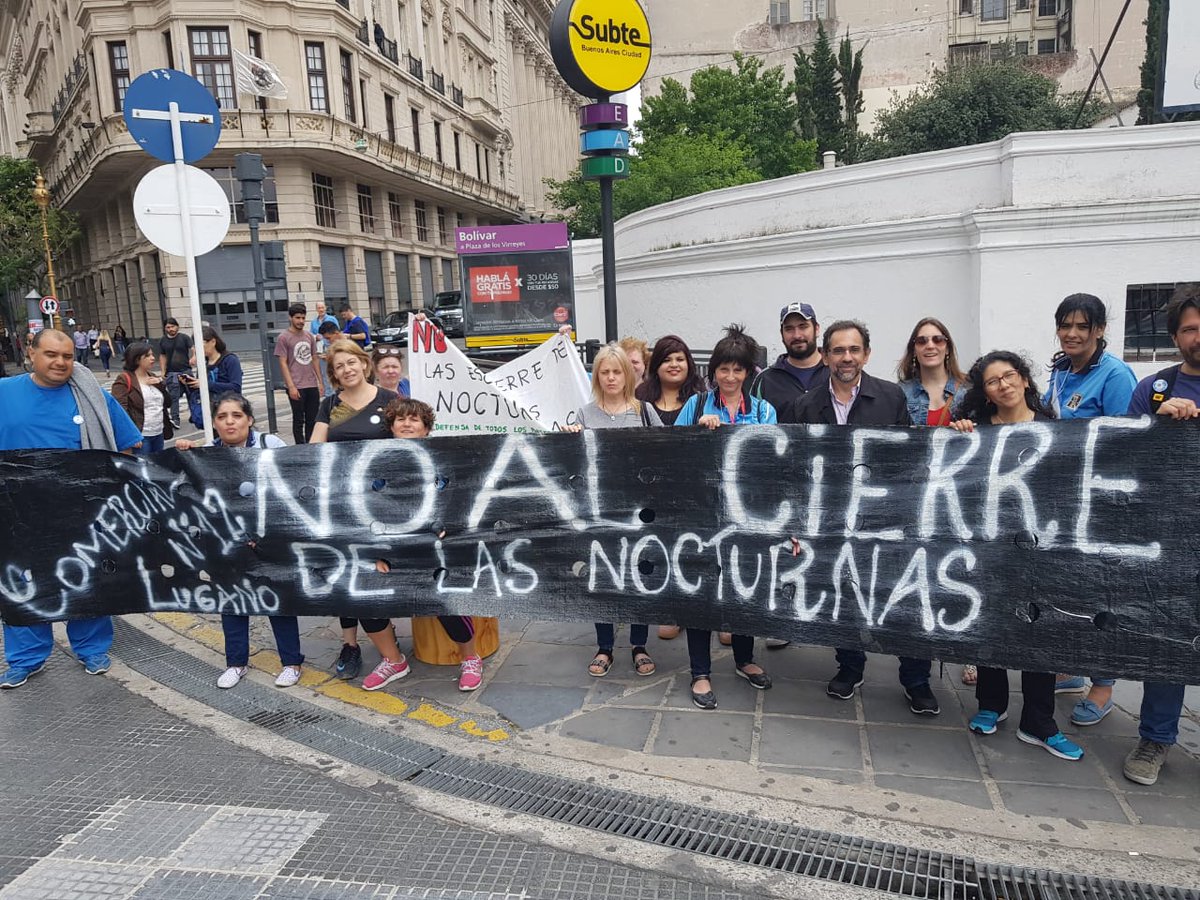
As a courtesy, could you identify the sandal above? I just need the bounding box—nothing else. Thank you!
[632,646,656,676]
[588,650,613,677]
[961,664,978,685]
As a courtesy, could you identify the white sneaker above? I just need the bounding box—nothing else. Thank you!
[275,665,302,688]
[217,666,247,689]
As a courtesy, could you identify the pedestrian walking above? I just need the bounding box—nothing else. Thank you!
[569,344,661,678]
[173,393,303,689]
[93,329,116,377]
[0,329,142,689]
[784,319,941,716]
[1042,294,1137,722]
[157,317,195,428]
[950,350,1083,761]
[112,325,128,356]
[275,303,323,444]
[674,325,774,710]
[109,342,173,456]
[310,340,405,689]
[72,325,90,366]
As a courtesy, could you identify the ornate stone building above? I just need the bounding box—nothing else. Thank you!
[0,0,582,349]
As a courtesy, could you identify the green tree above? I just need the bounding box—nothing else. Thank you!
[861,63,1105,161]
[792,47,817,142]
[836,32,865,163]
[0,157,79,332]
[808,22,843,156]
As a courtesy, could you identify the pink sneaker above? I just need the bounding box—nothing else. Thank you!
[362,656,410,691]
[458,656,483,692]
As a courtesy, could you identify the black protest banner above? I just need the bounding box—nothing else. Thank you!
[1,420,1197,682]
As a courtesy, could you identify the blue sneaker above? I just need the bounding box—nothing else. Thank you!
[80,653,111,675]
[0,663,45,689]
[968,709,1008,735]
[1054,676,1086,694]
[1017,729,1084,761]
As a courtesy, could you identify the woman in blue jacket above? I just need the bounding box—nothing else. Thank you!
[675,324,774,710]
[186,326,243,429]
[1042,293,1136,727]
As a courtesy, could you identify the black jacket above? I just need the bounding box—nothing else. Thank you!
[750,354,827,414]
[781,370,910,426]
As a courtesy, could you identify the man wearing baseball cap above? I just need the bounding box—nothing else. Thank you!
[751,302,826,415]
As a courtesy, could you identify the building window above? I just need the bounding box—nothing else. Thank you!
[453,132,462,170]
[768,1,789,26]
[410,108,422,153]
[247,31,267,111]
[1015,40,1029,55]
[456,212,465,231]
[108,42,130,112]
[164,31,174,68]
[340,50,355,122]
[388,193,404,237]
[414,200,429,242]
[980,0,1006,21]
[1037,0,1057,15]
[483,148,490,183]
[359,78,368,126]
[437,206,448,244]
[384,93,396,142]
[1125,283,1185,362]
[203,165,279,224]
[313,173,337,228]
[305,43,328,112]
[189,27,236,109]
[800,0,827,19]
[357,184,376,233]
[433,121,444,163]
[1037,37,1058,54]
[959,0,973,13]
[1016,0,1030,10]
[949,42,988,65]
[475,142,482,179]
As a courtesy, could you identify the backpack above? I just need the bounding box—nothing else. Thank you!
[1148,364,1181,414]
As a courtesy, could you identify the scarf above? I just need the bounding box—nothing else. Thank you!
[67,365,118,451]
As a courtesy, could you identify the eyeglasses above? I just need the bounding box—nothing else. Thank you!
[983,370,1023,390]
[914,334,947,347]
[374,347,404,357]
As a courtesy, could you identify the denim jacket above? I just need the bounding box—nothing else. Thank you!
[899,377,966,426]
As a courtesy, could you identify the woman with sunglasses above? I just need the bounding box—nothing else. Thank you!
[950,351,1083,762]
[896,317,974,682]
[372,345,410,397]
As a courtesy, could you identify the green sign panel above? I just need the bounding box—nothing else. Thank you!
[581,156,629,180]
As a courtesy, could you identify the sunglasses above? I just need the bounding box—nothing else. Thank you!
[914,334,948,347]
[374,347,404,357]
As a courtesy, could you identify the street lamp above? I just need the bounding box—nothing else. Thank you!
[31,171,60,331]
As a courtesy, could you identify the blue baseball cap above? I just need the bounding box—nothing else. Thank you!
[780,302,816,323]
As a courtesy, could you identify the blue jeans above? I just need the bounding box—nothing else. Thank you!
[136,433,165,456]
[164,372,185,423]
[1089,677,1116,687]
[4,618,113,669]
[221,614,304,668]
[835,648,931,689]
[687,629,754,678]
[594,623,649,652]
[1139,682,1186,745]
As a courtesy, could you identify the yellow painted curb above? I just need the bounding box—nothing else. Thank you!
[459,719,510,742]
[407,703,457,728]
[316,680,411,715]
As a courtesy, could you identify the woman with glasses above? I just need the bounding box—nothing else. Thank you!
[372,345,410,397]
[1041,294,1137,723]
[950,351,1083,762]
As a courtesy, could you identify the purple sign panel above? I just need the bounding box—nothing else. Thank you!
[579,103,629,128]
[455,223,570,255]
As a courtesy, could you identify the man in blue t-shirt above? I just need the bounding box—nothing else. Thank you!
[0,330,142,690]
[338,303,372,349]
[1121,284,1200,787]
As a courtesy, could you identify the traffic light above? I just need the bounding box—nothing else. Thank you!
[262,241,286,282]
[235,153,266,223]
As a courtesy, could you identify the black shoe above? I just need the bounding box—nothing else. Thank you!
[336,643,362,680]
[735,665,772,690]
[690,676,717,710]
[905,683,941,716]
[826,668,863,700]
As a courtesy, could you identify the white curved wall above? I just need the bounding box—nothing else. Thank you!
[573,122,1200,383]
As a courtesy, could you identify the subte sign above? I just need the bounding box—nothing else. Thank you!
[549,0,652,99]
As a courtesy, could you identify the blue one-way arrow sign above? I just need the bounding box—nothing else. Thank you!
[123,69,222,164]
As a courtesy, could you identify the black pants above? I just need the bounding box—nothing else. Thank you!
[686,628,753,678]
[339,616,473,644]
[290,387,321,444]
[340,617,391,634]
[976,668,1057,740]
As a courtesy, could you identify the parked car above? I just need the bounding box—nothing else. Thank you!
[433,290,464,337]
[374,308,444,347]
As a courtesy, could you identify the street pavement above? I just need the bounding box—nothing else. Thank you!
[3,354,1196,897]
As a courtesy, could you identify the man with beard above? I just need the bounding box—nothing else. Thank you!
[1121,284,1200,785]
[751,302,826,413]
[782,320,941,717]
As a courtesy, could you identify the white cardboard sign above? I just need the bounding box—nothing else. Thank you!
[407,316,590,434]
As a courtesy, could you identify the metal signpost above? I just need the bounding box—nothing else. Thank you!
[125,69,228,438]
[549,0,652,344]
[234,152,279,435]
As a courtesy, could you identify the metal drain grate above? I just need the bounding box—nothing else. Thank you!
[111,622,1199,900]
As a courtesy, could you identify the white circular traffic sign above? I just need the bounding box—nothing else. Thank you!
[39,296,59,315]
[133,164,231,257]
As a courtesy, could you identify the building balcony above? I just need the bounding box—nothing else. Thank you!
[451,84,464,107]
[380,36,399,64]
[429,69,445,95]
[24,110,55,144]
[356,19,370,46]
[51,51,88,125]
[406,52,424,82]
[464,95,502,137]
[45,110,521,216]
